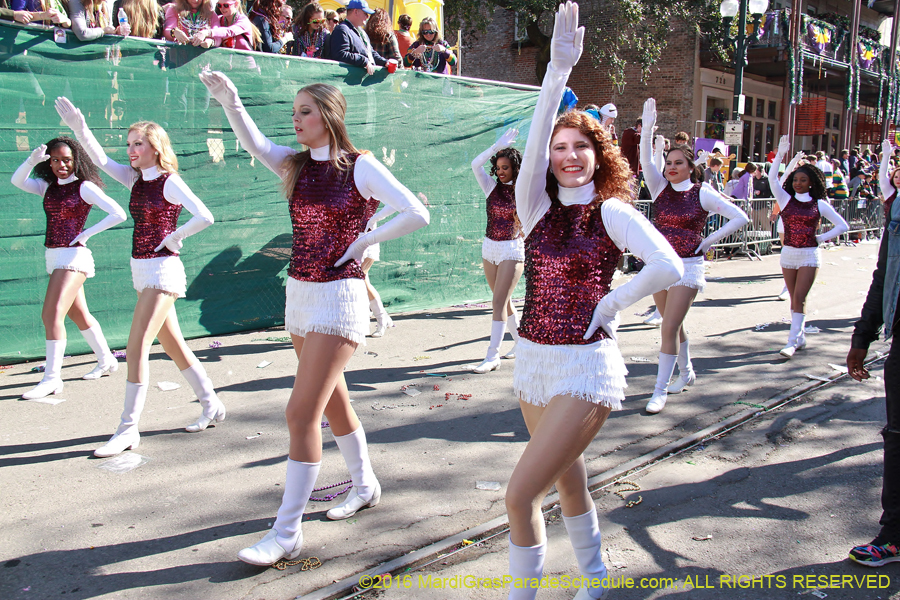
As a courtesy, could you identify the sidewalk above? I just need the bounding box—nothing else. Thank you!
[0,241,891,600]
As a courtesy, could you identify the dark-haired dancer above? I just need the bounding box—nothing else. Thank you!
[880,138,900,224]
[471,128,524,372]
[12,138,127,399]
[639,98,749,414]
[199,70,428,566]
[770,135,848,358]
[505,4,681,598]
[56,98,223,455]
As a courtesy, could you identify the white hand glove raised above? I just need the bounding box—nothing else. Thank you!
[28,144,50,166]
[548,1,584,73]
[654,134,665,152]
[884,139,894,157]
[69,231,91,247]
[696,150,710,166]
[198,70,241,110]
[334,238,366,267]
[777,134,790,156]
[154,233,184,253]
[55,97,87,132]
[496,128,518,149]
[584,302,619,341]
[642,98,657,132]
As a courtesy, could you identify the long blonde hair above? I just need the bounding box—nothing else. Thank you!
[281,84,359,198]
[129,121,179,174]
[121,0,160,39]
[175,0,215,19]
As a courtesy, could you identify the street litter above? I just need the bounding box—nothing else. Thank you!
[423,372,447,377]
[157,381,180,391]
[428,404,443,409]
[246,433,262,439]
[413,355,431,361]
[30,364,45,373]
[828,363,848,374]
[476,481,501,491]
[372,403,398,410]
[805,374,831,383]
[433,385,440,391]
[402,386,421,397]
[208,341,222,349]
[257,360,273,368]
[754,323,772,331]
[629,356,652,362]
[113,350,126,358]
[97,453,150,474]
[25,396,66,405]
[803,326,820,333]
[691,535,712,541]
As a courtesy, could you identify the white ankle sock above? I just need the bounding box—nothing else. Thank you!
[43,339,66,381]
[116,381,148,437]
[80,325,115,366]
[564,509,608,599]
[655,352,677,394]
[333,426,377,499]
[274,459,320,549]
[508,538,546,600]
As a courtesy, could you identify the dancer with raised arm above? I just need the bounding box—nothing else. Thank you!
[470,128,524,372]
[198,70,429,566]
[55,98,224,455]
[880,139,900,224]
[505,4,681,598]
[639,98,749,414]
[769,135,849,358]
[359,203,393,337]
[12,137,127,399]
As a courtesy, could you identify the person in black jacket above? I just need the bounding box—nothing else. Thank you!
[328,0,386,75]
[847,219,900,567]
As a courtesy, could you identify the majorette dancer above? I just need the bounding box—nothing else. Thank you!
[470,128,524,373]
[12,137,127,399]
[638,98,749,414]
[504,4,682,598]
[769,135,848,358]
[198,70,429,566]
[55,98,224,456]
[360,203,392,337]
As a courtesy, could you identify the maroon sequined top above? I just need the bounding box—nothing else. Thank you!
[653,182,707,258]
[485,183,520,242]
[886,192,896,224]
[363,197,380,228]
[43,179,92,248]
[288,154,369,283]
[130,173,183,259]
[518,200,622,346]
[780,197,820,248]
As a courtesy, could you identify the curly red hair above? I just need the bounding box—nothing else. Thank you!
[545,110,634,205]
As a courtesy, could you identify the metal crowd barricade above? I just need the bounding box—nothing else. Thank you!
[623,196,884,269]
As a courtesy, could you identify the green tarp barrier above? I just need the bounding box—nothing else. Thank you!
[0,23,538,362]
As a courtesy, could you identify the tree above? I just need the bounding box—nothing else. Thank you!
[446,0,725,89]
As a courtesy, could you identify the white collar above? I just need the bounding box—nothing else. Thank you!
[310,145,330,161]
[503,180,514,186]
[795,192,813,202]
[57,174,78,185]
[141,166,162,180]
[670,179,693,192]
[558,181,595,206]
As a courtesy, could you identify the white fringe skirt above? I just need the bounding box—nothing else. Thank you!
[285,277,369,345]
[45,246,95,278]
[482,237,525,265]
[131,256,187,297]
[362,242,380,262]
[667,255,706,292]
[513,338,628,409]
[780,245,820,269]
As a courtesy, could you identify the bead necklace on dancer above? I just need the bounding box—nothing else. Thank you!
[769,135,849,358]
[55,98,224,457]
[879,138,900,224]
[12,137,127,400]
[470,128,524,373]
[198,69,429,566]
[638,98,749,414]
[504,5,682,599]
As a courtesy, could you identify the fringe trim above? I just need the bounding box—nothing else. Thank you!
[362,242,380,262]
[286,277,368,345]
[482,237,525,265]
[130,257,187,298]
[45,247,95,278]
[780,246,821,269]
[513,338,627,409]
[667,256,706,292]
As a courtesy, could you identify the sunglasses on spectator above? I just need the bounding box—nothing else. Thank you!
[219,0,238,5]
[421,30,436,35]
[327,17,337,22]
[309,18,325,24]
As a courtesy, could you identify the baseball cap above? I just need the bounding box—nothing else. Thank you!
[346,0,375,14]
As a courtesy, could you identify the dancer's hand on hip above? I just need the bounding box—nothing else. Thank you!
[585,303,619,341]
[155,233,184,254]
[334,239,366,267]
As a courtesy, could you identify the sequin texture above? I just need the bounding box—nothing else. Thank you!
[653,182,707,258]
[43,180,91,248]
[485,183,521,241]
[781,197,820,248]
[288,154,368,283]
[886,192,896,224]
[130,173,183,259]
[518,200,622,346]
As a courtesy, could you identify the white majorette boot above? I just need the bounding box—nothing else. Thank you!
[238,459,320,565]
[370,296,393,338]
[473,320,505,373]
[507,537,547,600]
[94,381,147,457]
[564,509,609,599]
[181,363,226,432]
[647,352,677,414]
[327,425,381,520]
[777,285,790,301]
[643,308,663,327]
[503,310,519,359]
[80,324,119,380]
[667,339,696,394]
[22,339,66,399]
[780,312,805,358]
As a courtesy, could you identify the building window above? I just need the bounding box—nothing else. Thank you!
[744,96,753,116]
[756,99,765,118]
[766,124,775,157]
[741,120,752,161]
[768,100,777,120]
[833,113,840,129]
